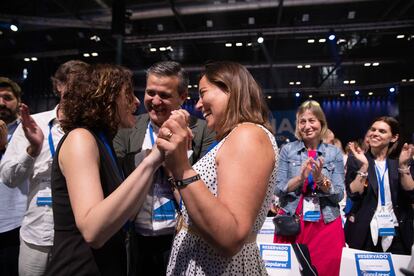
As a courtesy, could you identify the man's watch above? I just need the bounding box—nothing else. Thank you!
[168,174,201,188]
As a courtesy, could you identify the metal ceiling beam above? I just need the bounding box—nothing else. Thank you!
[0,14,110,29]
[125,0,378,21]
[125,20,414,43]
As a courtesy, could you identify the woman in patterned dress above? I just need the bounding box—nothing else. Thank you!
[157,61,278,275]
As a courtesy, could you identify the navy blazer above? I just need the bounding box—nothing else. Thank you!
[344,152,414,252]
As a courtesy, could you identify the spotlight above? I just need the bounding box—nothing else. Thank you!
[295,92,300,98]
[10,24,18,32]
[389,87,395,93]
[354,90,360,95]
[257,36,264,44]
[328,34,336,41]
[368,92,374,96]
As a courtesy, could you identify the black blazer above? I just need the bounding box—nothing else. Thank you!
[344,152,414,252]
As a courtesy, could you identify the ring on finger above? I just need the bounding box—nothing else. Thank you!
[166,131,173,139]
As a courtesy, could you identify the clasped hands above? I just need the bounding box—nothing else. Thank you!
[155,109,193,178]
[300,157,331,193]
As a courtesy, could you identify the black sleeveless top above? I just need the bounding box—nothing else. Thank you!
[45,129,126,276]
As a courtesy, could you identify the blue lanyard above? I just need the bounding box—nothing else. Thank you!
[148,123,156,146]
[97,132,124,180]
[375,162,388,206]
[307,143,321,192]
[48,120,56,157]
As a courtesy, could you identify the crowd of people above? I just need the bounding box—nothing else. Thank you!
[0,59,413,276]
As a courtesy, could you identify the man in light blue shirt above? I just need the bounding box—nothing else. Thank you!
[0,77,28,276]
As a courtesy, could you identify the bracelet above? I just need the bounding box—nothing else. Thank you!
[168,174,201,188]
[398,166,411,175]
[317,175,331,191]
[356,171,368,178]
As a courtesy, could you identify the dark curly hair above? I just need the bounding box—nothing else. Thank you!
[60,64,134,137]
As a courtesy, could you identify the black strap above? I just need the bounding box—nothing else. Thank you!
[291,243,318,276]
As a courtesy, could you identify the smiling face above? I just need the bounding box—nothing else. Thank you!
[298,109,322,145]
[367,120,398,151]
[144,74,186,127]
[0,87,19,124]
[195,76,230,132]
[116,85,140,128]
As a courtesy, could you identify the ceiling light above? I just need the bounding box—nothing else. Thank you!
[295,81,301,85]
[167,46,173,51]
[364,63,371,67]
[409,79,414,82]
[206,20,213,28]
[309,95,313,98]
[297,65,303,69]
[305,65,311,68]
[340,93,345,97]
[193,84,198,88]
[267,95,272,99]
[318,38,326,43]
[307,39,315,44]
[295,92,300,97]
[289,82,294,85]
[225,43,232,47]
[236,42,243,47]
[401,79,407,82]
[257,36,264,44]
[91,52,98,57]
[348,11,356,19]
[150,48,157,52]
[302,14,309,22]
[24,58,30,62]
[328,34,336,41]
[90,35,101,42]
[337,38,347,44]
[248,17,255,25]
[247,42,252,46]
[187,96,191,100]
[30,57,38,61]
[389,87,395,93]
[372,62,380,66]
[22,68,28,79]
[350,80,356,84]
[343,80,349,84]
[396,34,405,39]
[0,30,3,35]
[159,47,166,51]
[83,53,90,57]
[157,24,164,31]
[354,90,360,95]
[368,92,374,96]
[10,24,18,32]
[188,85,192,88]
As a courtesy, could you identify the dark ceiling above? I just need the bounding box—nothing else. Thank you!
[0,0,413,102]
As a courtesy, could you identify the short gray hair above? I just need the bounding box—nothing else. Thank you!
[146,61,189,95]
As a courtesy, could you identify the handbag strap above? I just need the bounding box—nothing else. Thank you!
[291,243,318,276]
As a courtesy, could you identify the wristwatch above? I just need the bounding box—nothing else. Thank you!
[168,174,201,188]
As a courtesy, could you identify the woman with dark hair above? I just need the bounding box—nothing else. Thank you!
[345,116,414,254]
[45,64,164,275]
[274,100,345,276]
[157,61,278,275]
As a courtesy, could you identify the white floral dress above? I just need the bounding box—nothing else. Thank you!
[167,124,278,275]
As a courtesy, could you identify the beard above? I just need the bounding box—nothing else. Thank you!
[0,107,18,124]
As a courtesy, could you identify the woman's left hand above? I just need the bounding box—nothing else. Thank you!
[399,143,414,167]
[157,110,193,178]
[310,157,324,182]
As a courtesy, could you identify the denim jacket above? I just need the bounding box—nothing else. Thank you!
[274,140,345,223]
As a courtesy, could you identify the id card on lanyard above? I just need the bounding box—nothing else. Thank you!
[36,120,56,207]
[303,147,321,222]
[375,162,395,237]
[148,123,177,222]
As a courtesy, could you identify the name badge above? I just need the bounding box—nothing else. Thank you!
[153,199,176,221]
[303,196,321,222]
[376,209,395,237]
[37,190,52,206]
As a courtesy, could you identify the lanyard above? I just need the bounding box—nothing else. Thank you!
[97,132,124,180]
[375,162,388,206]
[148,123,156,146]
[306,144,321,192]
[48,120,56,157]
[7,120,20,143]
